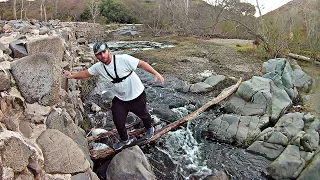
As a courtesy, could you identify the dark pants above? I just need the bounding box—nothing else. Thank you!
[111,91,152,141]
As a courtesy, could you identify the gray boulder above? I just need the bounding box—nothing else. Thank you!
[223,76,292,121]
[189,82,212,93]
[11,52,61,106]
[298,152,320,180]
[26,36,64,62]
[9,40,27,58]
[266,145,305,179]
[46,108,93,168]
[247,141,285,160]
[292,64,312,92]
[0,69,11,91]
[204,74,225,86]
[37,129,90,174]
[1,135,33,172]
[274,112,304,140]
[207,114,269,146]
[107,145,155,180]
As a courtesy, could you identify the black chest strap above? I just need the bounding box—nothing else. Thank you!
[103,55,133,84]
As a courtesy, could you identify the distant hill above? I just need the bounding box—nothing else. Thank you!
[263,0,319,19]
[0,0,87,21]
[261,0,320,56]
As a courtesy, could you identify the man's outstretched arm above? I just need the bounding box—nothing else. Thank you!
[64,69,92,79]
[138,60,165,84]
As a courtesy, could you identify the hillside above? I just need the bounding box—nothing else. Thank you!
[263,0,319,20]
[0,0,87,20]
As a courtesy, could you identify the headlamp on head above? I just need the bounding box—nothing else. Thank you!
[93,42,108,55]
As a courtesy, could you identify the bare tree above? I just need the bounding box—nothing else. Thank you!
[54,0,59,18]
[13,0,17,20]
[87,0,99,23]
[40,0,47,22]
[20,0,25,20]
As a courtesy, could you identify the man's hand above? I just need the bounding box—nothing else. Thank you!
[138,60,165,84]
[154,73,165,84]
[64,70,73,79]
[63,69,91,79]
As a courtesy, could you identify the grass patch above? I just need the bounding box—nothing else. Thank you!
[233,44,257,54]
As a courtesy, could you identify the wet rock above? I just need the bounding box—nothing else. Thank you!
[204,170,229,180]
[107,145,155,180]
[207,114,269,146]
[247,141,285,160]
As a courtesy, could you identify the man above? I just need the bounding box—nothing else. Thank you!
[64,42,165,150]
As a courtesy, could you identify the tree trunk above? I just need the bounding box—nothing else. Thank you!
[90,78,242,159]
[20,0,24,20]
[13,0,17,20]
[44,5,47,22]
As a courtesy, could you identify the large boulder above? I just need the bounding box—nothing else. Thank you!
[298,151,320,180]
[0,130,41,173]
[36,129,90,174]
[46,108,93,167]
[9,40,27,58]
[10,52,61,106]
[223,76,292,121]
[247,141,285,160]
[107,146,155,180]
[207,114,269,146]
[26,36,64,62]
[266,145,305,179]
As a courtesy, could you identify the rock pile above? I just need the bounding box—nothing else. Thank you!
[0,20,154,180]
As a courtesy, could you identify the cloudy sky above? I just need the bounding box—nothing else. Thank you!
[244,0,293,16]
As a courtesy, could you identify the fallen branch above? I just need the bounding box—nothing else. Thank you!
[90,78,242,159]
[288,53,320,65]
[88,122,162,142]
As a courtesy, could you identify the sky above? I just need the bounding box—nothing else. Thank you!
[243,0,293,16]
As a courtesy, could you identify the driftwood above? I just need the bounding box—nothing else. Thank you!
[288,53,320,65]
[88,122,162,142]
[90,78,242,159]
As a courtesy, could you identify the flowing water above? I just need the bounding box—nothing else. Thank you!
[144,108,270,180]
[89,41,271,179]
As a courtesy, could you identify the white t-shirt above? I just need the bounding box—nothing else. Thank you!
[88,54,144,101]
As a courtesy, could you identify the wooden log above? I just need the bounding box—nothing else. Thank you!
[88,122,162,142]
[288,53,320,65]
[288,53,312,62]
[90,78,242,159]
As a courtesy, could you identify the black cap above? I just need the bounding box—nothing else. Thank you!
[93,42,108,55]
